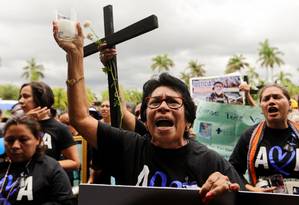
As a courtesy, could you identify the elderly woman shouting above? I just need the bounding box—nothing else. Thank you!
[53,22,244,203]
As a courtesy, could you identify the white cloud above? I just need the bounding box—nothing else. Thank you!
[0,0,299,97]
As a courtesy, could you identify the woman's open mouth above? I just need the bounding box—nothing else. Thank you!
[268,107,278,113]
[155,119,174,127]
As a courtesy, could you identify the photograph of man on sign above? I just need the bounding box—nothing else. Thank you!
[208,81,230,104]
[190,74,244,105]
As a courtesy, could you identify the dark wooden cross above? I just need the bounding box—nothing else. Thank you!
[83,5,158,128]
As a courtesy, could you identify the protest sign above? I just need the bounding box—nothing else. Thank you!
[190,73,244,105]
[193,101,264,159]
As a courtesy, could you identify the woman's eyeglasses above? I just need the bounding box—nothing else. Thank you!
[146,96,183,109]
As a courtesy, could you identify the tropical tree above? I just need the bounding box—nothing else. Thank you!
[124,89,142,105]
[21,58,45,82]
[86,88,96,105]
[225,54,249,74]
[274,71,292,85]
[52,87,96,112]
[282,81,299,98]
[257,39,284,83]
[245,66,261,88]
[180,60,206,86]
[101,87,142,105]
[52,87,67,112]
[0,84,19,100]
[151,54,174,72]
[187,60,206,77]
[180,72,190,86]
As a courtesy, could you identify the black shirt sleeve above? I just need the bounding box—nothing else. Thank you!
[134,118,147,136]
[229,125,256,183]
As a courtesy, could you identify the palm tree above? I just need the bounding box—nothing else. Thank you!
[21,58,45,82]
[245,66,260,88]
[274,71,292,85]
[180,71,191,86]
[187,60,206,77]
[180,60,206,86]
[225,54,249,74]
[151,54,174,73]
[257,39,284,83]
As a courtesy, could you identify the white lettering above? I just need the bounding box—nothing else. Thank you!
[17,176,33,200]
[136,165,149,187]
[43,133,52,149]
[255,146,269,169]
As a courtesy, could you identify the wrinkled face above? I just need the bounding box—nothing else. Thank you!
[4,124,40,162]
[214,83,224,95]
[100,100,110,119]
[260,86,290,128]
[145,86,187,149]
[19,85,36,113]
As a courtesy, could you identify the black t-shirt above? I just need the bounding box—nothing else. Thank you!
[39,118,76,160]
[229,124,299,183]
[0,154,74,205]
[134,118,147,136]
[96,122,245,188]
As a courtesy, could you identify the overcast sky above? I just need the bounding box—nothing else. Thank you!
[1,0,299,98]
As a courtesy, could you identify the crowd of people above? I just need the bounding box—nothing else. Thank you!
[52,21,299,202]
[0,20,298,205]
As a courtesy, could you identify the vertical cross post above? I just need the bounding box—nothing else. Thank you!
[103,5,121,128]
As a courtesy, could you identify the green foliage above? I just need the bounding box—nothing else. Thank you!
[86,88,96,105]
[286,83,298,97]
[245,66,262,88]
[274,71,292,85]
[180,60,206,86]
[52,87,96,112]
[225,54,249,74]
[124,89,142,104]
[101,90,109,101]
[258,39,284,82]
[0,84,19,100]
[151,54,174,72]
[101,87,142,105]
[52,87,67,112]
[21,58,45,82]
[278,79,299,98]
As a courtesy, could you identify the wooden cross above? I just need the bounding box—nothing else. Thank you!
[84,5,158,128]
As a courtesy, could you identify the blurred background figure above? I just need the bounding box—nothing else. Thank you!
[88,100,111,184]
[134,102,142,119]
[10,103,24,118]
[92,101,102,113]
[99,100,110,124]
[289,98,299,123]
[59,112,79,136]
[18,82,80,181]
[1,116,75,204]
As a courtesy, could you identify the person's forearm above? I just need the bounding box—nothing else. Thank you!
[59,159,80,171]
[245,92,256,106]
[66,51,89,127]
[121,109,136,131]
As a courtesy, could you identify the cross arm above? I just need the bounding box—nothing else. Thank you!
[83,15,158,57]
